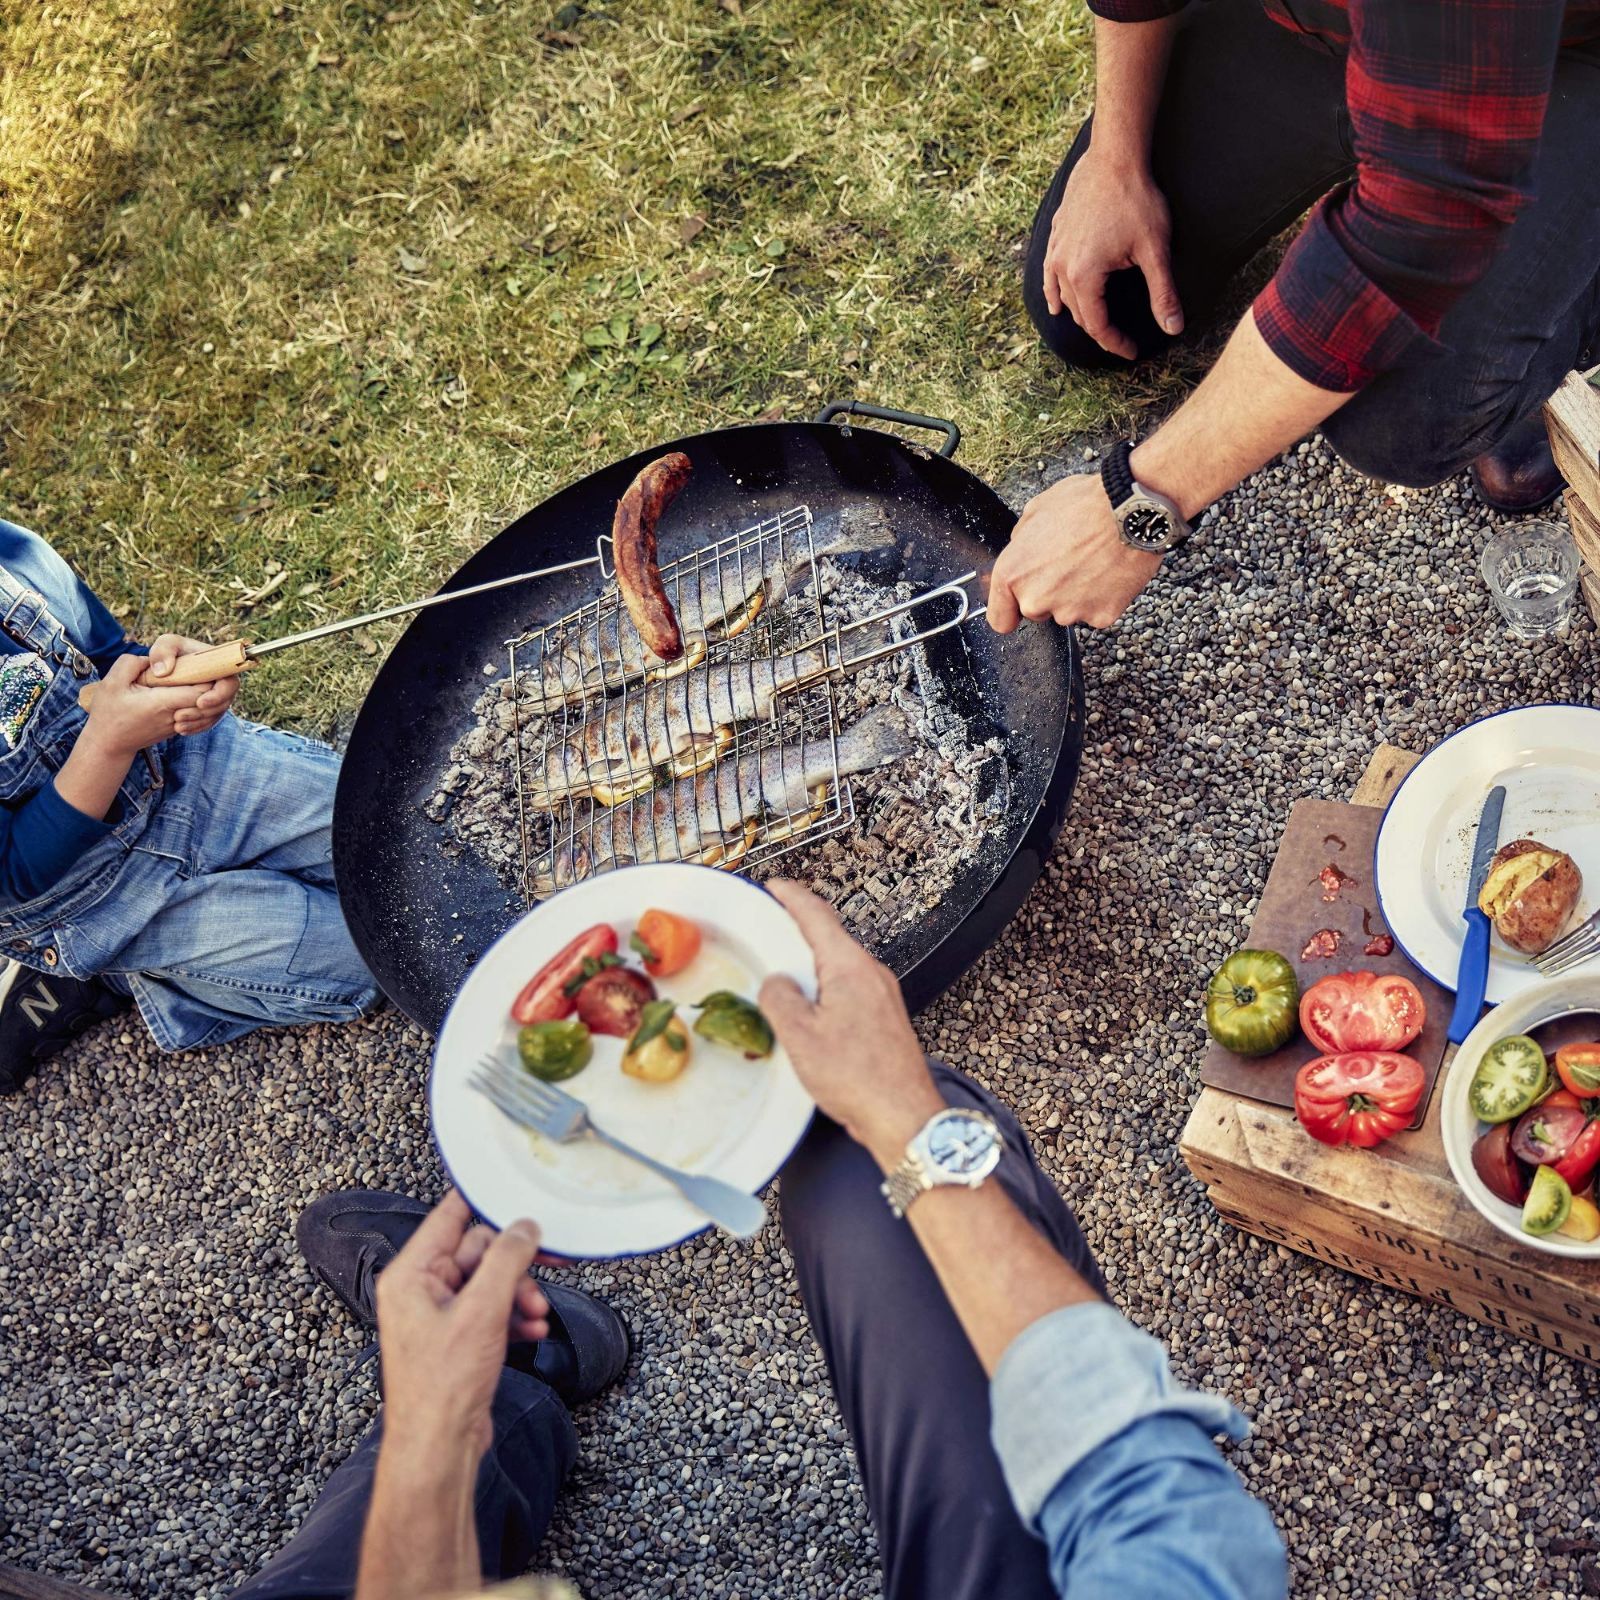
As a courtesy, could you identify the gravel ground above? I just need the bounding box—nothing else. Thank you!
[4,434,1599,1600]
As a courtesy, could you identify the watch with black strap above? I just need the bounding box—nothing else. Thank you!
[1100,440,1192,554]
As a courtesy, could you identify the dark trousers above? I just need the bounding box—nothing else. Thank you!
[781,1062,1107,1600]
[233,1064,1099,1599]
[1024,0,1600,486]
[233,1371,577,1598]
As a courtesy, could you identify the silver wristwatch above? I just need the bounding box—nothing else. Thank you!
[881,1108,1004,1219]
[1100,438,1192,553]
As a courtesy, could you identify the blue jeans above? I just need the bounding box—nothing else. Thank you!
[0,713,381,1050]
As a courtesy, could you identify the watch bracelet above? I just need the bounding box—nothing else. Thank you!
[881,1164,925,1219]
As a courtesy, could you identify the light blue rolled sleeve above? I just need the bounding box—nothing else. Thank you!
[990,1302,1287,1599]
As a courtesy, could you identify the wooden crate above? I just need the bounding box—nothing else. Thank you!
[1547,370,1600,627]
[1547,367,1600,517]
[1180,744,1600,1366]
[1568,489,1600,572]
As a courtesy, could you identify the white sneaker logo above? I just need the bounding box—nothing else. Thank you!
[20,982,59,1029]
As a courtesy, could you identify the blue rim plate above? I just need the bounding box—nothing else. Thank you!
[1374,705,1600,1006]
[430,863,817,1259]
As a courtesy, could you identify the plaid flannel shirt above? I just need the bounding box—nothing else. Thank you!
[1088,1,1600,390]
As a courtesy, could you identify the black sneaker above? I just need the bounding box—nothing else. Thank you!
[295,1188,631,1407]
[0,959,131,1095]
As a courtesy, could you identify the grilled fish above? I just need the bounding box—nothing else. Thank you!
[525,643,831,810]
[527,705,915,895]
[527,508,892,710]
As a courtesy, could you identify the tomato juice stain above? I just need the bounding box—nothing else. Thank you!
[1318,862,1358,902]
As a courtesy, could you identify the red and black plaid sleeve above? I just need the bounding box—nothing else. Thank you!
[1087,0,1191,17]
[1254,1,1568,392]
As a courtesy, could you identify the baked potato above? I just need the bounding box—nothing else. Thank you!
[1477,838,1583,954]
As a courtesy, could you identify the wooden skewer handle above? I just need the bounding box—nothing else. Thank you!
[76,640,255,711]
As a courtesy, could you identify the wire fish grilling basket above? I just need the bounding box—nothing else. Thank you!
[503,503,976,902]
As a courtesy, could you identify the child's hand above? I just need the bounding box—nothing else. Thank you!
[146,634,241,736]
[83,653,213,755]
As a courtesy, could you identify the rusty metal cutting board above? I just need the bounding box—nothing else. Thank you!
[1199,797,1454,1127]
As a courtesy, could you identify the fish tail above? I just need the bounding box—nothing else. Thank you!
[834,706,916,776]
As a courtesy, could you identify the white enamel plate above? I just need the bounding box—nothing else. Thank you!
[1375,705,1600,1006]
[431,863,817,1259]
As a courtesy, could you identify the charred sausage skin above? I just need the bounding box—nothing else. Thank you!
[612,451,691,662]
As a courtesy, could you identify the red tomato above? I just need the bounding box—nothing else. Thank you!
[1553,1100,1600,1190]
[511,925,619,1025]
[1511,1088,1590,1168]
[1555,1042,1600,1098]
[631,909,702,979]
[1471,1122,1529,1207]
[1298,971,1427,1054]
[1293,1051,1425,1148]
[574,966,657,1037]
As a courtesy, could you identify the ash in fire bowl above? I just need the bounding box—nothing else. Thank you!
[422,555,1009,947]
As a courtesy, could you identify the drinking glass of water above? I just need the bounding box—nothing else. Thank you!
[1480,520,1580,640]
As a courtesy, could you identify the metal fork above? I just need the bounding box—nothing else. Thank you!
[471,1055,768,1239]
[1534,907,1600,978]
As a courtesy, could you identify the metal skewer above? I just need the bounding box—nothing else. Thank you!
[78,541,613,707]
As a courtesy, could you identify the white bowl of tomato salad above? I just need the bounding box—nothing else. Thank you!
[1442,973,1600,1257]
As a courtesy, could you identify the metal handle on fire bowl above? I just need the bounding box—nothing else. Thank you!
[814,400,961,460]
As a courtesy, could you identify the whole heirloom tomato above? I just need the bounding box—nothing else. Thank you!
[1299,971,1426,1055]
[1294,1051,1425,1149]
[1205,949,1300,1057]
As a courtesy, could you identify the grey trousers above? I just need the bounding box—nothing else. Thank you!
[235,1063,1097,1599]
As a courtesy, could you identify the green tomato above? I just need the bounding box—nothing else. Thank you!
[693,991,775,1060]
[517,1018,593,1081]
[1468,1034,1549,1124]
[1522,1164,1572,1236]
[1205,949,1300,1058]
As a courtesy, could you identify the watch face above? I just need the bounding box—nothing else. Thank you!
[926,1113,998,1176]
[1122,502,1174,550]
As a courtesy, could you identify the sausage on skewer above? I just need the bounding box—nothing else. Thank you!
[612,452,691,662]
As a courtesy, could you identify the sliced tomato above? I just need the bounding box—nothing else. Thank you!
[511,924,619,1025]
[573,966,657,1037]
[1511,1088,1591,1168]
[1555,1042,1600,1098]
[631,909,702,979]
[1553,1102,1600,1190]
[1298,971,1427,1054]
[1471,1122,1529,1207]
[1293,1051,1425,1148]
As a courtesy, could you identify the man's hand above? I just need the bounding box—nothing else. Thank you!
[146,634,241,736]
[986,473,1162,633]
[759,881,945,1171]
[1044,149,1182,361]
[374,1191,550,1460]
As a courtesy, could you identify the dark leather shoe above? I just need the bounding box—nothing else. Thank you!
[296,1189,630,1407]
[1470,413,1565,513]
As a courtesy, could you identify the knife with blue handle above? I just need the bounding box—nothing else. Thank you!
[1448,784,1507,1044]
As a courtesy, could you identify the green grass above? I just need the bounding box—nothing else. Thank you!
[0,0,1165,729]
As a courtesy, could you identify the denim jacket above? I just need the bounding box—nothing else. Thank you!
[0,522,167,965]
